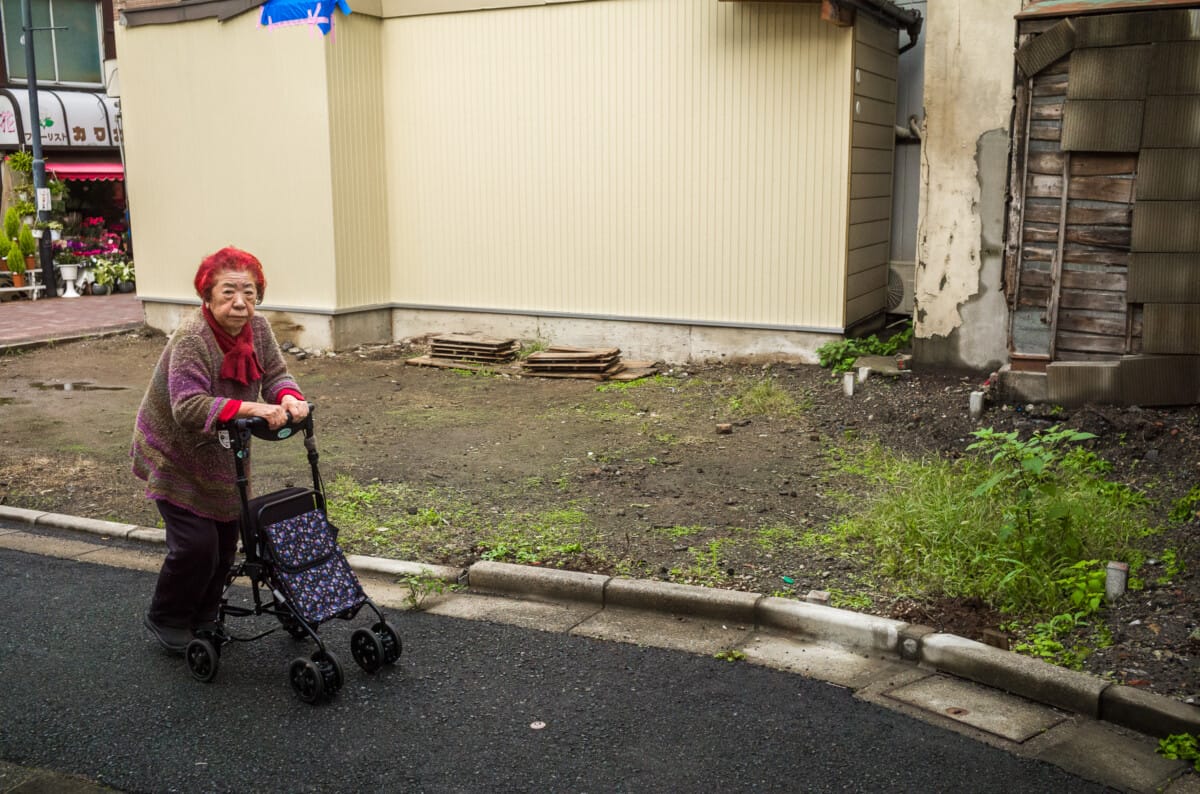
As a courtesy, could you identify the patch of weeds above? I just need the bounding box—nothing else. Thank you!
[518,339,549,359]
[553,475,571,492]
[595,374,677,393]
[827,428,1156,618]
[1168,484,1200,523]
[653,432,678,444]
[827,589,872,611]
[522,476,544,490]
[727,377,808,418]
[672,539,733,587]
[1156,548,1184,585]
[714,649,746,663]
[1157,733,1200,772]
[477,506,596,566]
[326,475,476,560]
[656,525,705,539]
[574,399,640,424]
[816,322,913,374]
[399,572,461,611]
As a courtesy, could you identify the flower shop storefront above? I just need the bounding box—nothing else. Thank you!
[46,160,132,296]
[0,88,130,299]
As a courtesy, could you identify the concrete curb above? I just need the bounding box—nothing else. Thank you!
[469,560,606,604]
[0,325,145,355]
[920,632,1109,718]
[4,504,1197,738]
[757,596,905,654]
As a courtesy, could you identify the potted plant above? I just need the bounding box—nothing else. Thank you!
[6,239,26,287]
[3,207,19,245]
[114,260,136,292]
[32,220,63,241]
[12,200,36,225]
[18,225,36,272]
[91,257,116,295]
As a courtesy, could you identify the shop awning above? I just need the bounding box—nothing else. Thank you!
[0,89,120,149]
[44,161,124,181]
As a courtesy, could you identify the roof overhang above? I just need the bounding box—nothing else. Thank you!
[719,0,922,51]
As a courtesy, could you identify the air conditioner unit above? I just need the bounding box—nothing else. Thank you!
[887,260,916,315]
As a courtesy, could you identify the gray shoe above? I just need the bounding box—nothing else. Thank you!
[143,613,191,654]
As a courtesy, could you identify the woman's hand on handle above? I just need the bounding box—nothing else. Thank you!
[238,401,290,430]
[280,394,309,423]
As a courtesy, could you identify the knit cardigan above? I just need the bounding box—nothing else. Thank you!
[130,310,301,521]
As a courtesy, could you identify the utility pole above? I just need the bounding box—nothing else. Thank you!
[20,0,57,297]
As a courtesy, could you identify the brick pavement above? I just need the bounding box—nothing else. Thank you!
[0,291,144,350]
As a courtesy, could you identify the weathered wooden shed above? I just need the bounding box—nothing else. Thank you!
[1007,0,1200,405]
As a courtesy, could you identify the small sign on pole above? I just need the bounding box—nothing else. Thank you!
[36,187,51,212]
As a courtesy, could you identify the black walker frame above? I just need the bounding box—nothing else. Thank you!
[183,408,401,703]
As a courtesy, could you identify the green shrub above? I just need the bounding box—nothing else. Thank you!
[6,239,25,274]
[817,322,913,374]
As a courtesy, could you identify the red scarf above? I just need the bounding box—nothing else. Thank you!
[202,305,264,385]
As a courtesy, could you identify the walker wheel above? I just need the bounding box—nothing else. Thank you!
[186,638,220,684]
[350,627,384,673]
[312,649,344,693]
[288,657,325,704]
[373,621,402,665]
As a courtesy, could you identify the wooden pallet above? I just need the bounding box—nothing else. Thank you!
[405,355,504,372]
[429,334,519,364]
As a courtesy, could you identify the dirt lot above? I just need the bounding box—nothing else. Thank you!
[0,328,1196,704]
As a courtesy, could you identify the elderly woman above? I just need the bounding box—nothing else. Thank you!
[132,246,309,653]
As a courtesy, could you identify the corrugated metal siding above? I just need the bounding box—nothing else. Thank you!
[325,14,391,310]
[381,0,854,330]
[845,14,896,326]
[115,17,337,308]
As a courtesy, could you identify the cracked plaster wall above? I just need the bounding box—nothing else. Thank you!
[915,0,1019,371]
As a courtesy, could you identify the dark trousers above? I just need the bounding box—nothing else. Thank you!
[148,500,239,628]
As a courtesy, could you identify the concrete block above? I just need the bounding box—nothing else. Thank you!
[921,633,1108,717]
[603,578,759,623]
[757,597,904,654]
[571,606,746,655]
[744,634,911,690]
[1034,721,1187,794]
[1101,684,1200,738]
[467,560,607,604]
[0,531,106,559]
[33,513,138,539]
[1047,360,1121,406]
[885,674,1067,742]
[0,505,47,525]
[898,623,937,661]
[996,365,1049,404]
[127,528,167,545]
[424,591,598,633]
[346,555,464,585]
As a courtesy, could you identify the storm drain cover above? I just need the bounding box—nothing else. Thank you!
[884,675,1067,742]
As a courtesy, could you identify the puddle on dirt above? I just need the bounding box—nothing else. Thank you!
[30,381,128,392]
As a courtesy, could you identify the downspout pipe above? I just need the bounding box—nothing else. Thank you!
[835,0,923,53]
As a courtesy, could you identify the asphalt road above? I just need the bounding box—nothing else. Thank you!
[0,546,1106,793]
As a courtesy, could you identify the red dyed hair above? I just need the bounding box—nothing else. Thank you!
[193,246,267,302]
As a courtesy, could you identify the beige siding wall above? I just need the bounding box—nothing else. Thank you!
[326,13,391,309]
[846,14,897,327]
[115,16,337,309]
[381,0,854,331]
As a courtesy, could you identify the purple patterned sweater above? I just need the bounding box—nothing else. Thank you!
[130,310,301,521]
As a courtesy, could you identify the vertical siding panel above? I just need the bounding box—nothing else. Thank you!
[382,0,852,330]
